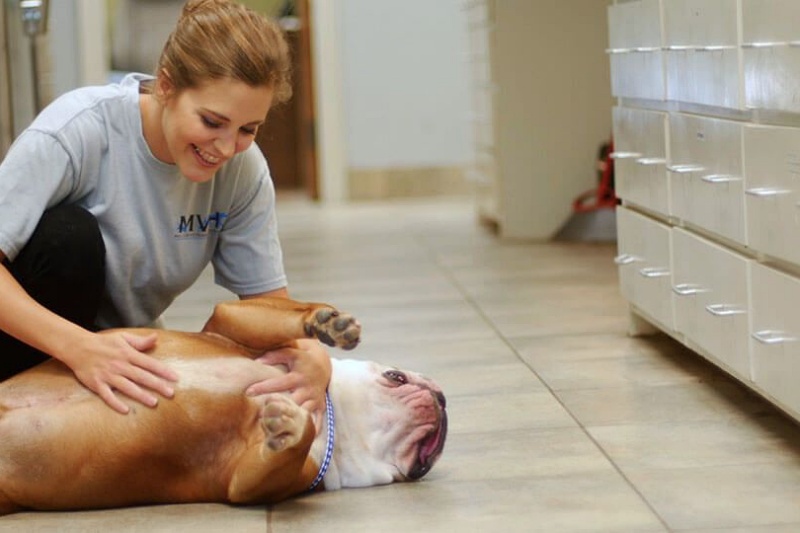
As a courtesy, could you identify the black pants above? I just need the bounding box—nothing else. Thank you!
[0,205,106,379]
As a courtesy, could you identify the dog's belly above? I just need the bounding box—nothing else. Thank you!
[0,352,285,510]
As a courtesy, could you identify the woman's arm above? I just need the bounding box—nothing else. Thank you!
[0,255,178,414]
[239,287,333,427]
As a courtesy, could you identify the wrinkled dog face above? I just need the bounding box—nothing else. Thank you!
[330,359,448,487]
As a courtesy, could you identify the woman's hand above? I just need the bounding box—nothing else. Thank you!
[62,331,179,415]
[246,338,332,429]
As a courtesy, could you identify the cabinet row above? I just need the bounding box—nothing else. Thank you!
[608,0,800,110]
[616,205,800,421]
[613,106,800,266]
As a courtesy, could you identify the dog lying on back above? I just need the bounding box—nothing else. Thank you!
[0,298,447,514]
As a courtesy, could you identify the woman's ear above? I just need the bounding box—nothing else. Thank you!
[154,69,175,102]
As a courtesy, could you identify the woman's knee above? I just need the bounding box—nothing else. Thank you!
[12,205,106,285]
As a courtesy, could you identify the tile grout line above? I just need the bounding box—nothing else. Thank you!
[421,239,675,533]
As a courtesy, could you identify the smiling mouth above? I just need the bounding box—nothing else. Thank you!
[192,145,221,166]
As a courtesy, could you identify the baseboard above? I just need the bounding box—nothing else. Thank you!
[348,166,471,200]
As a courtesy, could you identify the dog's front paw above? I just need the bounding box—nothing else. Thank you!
[306,307,361,350]
[260,394,308,452]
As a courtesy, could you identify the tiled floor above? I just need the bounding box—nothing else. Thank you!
[3,196,800,532]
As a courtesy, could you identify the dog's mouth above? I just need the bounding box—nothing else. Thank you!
[407,392,448,480]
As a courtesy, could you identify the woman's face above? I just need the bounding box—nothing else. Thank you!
[156,77,274,183]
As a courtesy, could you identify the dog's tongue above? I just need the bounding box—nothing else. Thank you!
[419,423,444,464]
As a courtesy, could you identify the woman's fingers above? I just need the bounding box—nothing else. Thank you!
[246,373,301,397]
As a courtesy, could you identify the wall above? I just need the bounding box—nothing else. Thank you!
[493,0,614,240]
[336,0,473,200]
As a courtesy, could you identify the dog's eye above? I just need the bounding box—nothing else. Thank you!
[384,370,408,385]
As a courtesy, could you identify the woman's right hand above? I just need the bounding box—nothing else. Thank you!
[63,331,179,414]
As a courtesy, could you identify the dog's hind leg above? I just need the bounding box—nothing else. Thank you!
[202,298,361,352]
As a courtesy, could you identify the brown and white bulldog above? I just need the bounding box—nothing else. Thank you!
[0,298,447,515]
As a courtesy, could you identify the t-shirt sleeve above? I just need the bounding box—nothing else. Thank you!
[0,130,75,261]
[211,149,287,296]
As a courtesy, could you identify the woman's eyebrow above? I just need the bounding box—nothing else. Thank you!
[201,108,264,127]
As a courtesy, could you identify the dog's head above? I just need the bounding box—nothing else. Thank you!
[322,359,447,490]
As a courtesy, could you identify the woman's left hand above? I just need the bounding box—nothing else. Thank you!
[246,338,332,429]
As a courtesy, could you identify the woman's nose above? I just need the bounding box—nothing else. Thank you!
[214,133,236,158]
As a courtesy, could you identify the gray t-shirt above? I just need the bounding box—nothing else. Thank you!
[0,73,287,328]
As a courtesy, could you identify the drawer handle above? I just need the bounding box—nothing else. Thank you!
[634,46,660,53]
[610,151,642,160]
[614,254,642,265]
[667,164,705,174]
[697,45,736,52]
[702,174,742,184]
[742,41,789,49]
[745,187,791,197]
[673,283,707,296]
[752,330,798,345]
[665,45,693,51]
[606,47,633,54]
[705,304,746,317]
[636,157,666,166]
[639,267,670,278]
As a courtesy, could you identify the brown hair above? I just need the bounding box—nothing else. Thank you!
[156,0,292,103]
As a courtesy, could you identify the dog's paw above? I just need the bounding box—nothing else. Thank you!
[260,394,308,452]
[305,307,361,350]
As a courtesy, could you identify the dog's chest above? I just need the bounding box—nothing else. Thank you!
[165,357,283,394]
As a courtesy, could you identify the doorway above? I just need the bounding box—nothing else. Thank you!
[255,0,318,200]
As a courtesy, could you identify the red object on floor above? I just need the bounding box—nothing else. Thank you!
[571,139,616,213]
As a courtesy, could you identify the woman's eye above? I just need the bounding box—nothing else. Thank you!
[384,370,408,385]
[241,127,257,136]
[202,116,221,128]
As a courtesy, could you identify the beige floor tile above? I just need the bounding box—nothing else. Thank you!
[557,380,775,427]
[681,525,800,533]
[0,504,267,532]
[625,462,800,530]
[271,473,667,533]
[447,390,578,434]
[588,415,800,470]
[443,427,618,481]
[513,332,727,391]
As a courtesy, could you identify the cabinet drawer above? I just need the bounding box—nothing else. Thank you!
[666,49,741,108]
[750,263,800,418]
[608,0,663,50]
[610,51,667,101]
[672,229,751,379]
[669,113,746,244]
[612,107,669,215]
[616,206,674,331]
[743,124,800,263]
[664,0,740,108]
[665,0,738,47]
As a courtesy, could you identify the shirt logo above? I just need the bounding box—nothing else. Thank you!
[175,211,229,238]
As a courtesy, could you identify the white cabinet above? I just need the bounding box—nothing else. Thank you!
[743,124,800,265]
[611,0,800,422]
[616,206,674,331]
[664,0,741,108]
[608,0,666,101]
[750,264,800,416]
[671,229,751,380]
[742,0,800,113]
[668,113,746,245]
[612,107,669,215]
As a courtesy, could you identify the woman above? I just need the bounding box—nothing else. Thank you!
[0,0,330,418]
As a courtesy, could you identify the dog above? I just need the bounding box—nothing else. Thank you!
[0,297,447,514]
